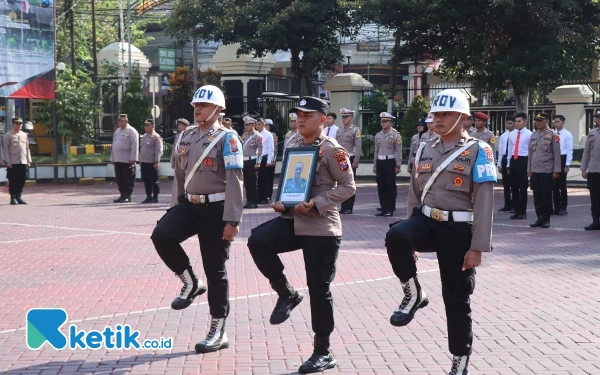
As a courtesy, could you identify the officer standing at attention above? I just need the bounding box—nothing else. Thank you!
[151,85,243,354]
[420,112,439,143]
[222,117,238,135]
[471,112,495,155]
[171,118,190,168]
[256,118,274,204]
[242,116,263,209]
[373,112,402,217]
[463,115,475,135]
[581,109,600,230]
[385,89,496,375]
[496,116,515,212]
[265,119,278,201]
[283,113,302,152]
[527,113,561,228]
[111,114,139,203]
[247,96,355,374]
[2,118,31,205]
[139,119,162,204]
[336,108,361,214]
[507,112,532,220]
[408,118,427,174]
[551,114,573,215]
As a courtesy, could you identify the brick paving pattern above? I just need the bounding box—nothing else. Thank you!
[0,181,599,374]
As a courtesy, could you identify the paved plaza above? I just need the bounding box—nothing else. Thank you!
[0,181,599,375]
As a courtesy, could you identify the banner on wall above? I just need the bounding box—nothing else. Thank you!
[0,0,55,99]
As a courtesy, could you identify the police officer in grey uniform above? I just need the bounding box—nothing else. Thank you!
[408,118,427,174]
[151,85,244,354]
[471,112,496,156]
[139,119,162,203]
[170,118,190,169]
[242,116,263,209]
[528,113,561,228]
[336,108,361,214]
[2,118,31,205]
[111,114,139,203]
[284,113,302,152]
[247,96,355,374]
[420,113,439,143]
[373,112,402,217]
[386,89,496,375]
[581,109,600,230]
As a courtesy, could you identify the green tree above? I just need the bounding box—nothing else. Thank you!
[359,89,388,133]
[400,95,429,156]
[412,0,600,112]
[120,64,151,132]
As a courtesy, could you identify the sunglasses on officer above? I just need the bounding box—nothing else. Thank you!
[341,115,352,119]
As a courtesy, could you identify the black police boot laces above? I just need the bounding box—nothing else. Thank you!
[205,319,220,343]
[397,282,413,311]
[178,273,194,299]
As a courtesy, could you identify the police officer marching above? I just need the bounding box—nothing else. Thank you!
[2,118,32,205]
[151,85,244,354]
[471,112,496,155]
[408,118,428,174]
[241,116,263,209]
[581,109,600,230]
[247,96,355,374]
[283,113,302,152]
[373,112,402,217]
[528,113,561,228]
[335,108,361,214]
[139,119,162,204]
[111,114,139,203]
[385,89,496,375]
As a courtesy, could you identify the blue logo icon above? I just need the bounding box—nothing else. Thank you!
[26,308,68,350]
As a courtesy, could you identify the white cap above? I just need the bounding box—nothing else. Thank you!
[380,112,396,120]
[289,113,298,121]
[265,119,273,125]
[430,89,470,115]
[243,116,256,124]
[218,112,225,118]
[340,108,355,115]
[190,85,226,109]
[425,112,434,123]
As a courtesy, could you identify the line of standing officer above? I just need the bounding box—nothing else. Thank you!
[335,108,361,214]
[241,116,263,209]
[471,112,496,156]
[139,119,162,204]
[373,112,402,217]
[551,114,573,216]
[247,96,355,374]
[111,114,139,203]
[2,117,31,205]
[151,85,244,354]
[581,109,600,230]
[527,113,561,228]
[496,116,515,212]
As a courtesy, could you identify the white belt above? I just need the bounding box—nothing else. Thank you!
[377,155,395,160]
[185,192,226,204]
[422,205,473,222]
[243,156,257,161]
[348,153,355,157]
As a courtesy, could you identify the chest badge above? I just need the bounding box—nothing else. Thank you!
[460,150,471,157]
[453,176,464,187]
[420,163,432,171]
[453,164,465,172]
[204,158,213,167]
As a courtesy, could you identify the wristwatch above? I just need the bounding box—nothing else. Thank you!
[227,221,239,227]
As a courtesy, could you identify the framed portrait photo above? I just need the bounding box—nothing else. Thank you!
[277,146,320,207]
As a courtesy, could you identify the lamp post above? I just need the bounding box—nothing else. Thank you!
[345,50,352,73]
[53,62,66,180]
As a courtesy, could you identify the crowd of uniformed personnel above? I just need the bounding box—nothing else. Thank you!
[4,84,600,375]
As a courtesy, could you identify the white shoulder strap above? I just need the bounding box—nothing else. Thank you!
[184,130,230,192]
[420,140,477,204]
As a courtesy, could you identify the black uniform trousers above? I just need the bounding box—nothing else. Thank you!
[509,156,528,216]
[247,217,340,338]
[6,164,27,198]
[531,173,553,221]
[385,208,475,356]
[376,158,397,212]
[140,162,159,198]
[151,199,231,318]
[500,155,511,209]
[257,157,269,201]
[114,162,135,198]
[243,159,258,204]
[552,155,568,211]
[587,172,600,218]
[340,155,357,211]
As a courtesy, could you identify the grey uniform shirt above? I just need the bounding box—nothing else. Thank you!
[527,129,561,174]
[409,133,423,166]
[111,125,139,163]
[242,131,263,158]
[335,125,362,163]
[420,131,439,143]
[2,130,31,164]
[373,128,402,168]
[283,130,302,152]
[410,131,496,251]
[472,128,496,156]
[139,132,162,163]
[282,134,356,236]
[581,127,600,173]
[171,122,244,222]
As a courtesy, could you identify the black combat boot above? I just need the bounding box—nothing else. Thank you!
[171,267,207,310]
[530,216,542,228]
[195,317,229,353]
[10,195,18,205]
[16,195,27,204]
[585,216,600,230]
[269,277,303,325]
[448,355,469,375]
[141,196,153,204]
[390,276,429,327]
[298,336,336,373]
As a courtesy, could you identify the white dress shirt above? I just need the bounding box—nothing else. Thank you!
[506,128,532,168]
[323,124,338,138]
[260,129,274,164]
[555,128,573,166]
[497,129,513,167]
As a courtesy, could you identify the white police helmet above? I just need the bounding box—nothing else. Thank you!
[430,89,470,116]
[190,85,226,109]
